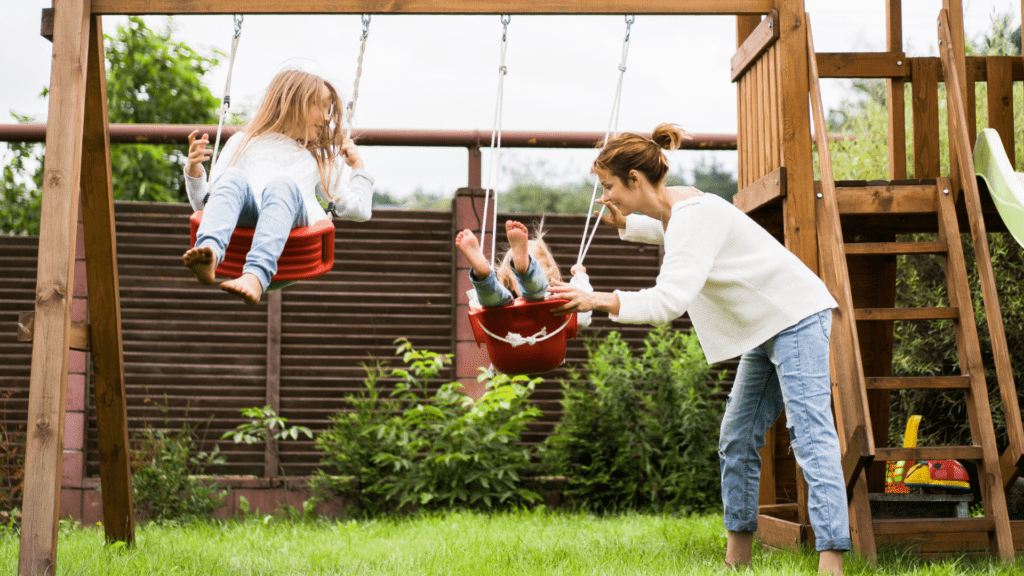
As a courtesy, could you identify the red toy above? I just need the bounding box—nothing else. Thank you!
[468,299,578,376]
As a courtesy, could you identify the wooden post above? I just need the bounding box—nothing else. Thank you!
[19,1,93,573]
[942,0,969,197]
[265,290,282,477]
[80,13,135,544]
[452,188,491,400]
[885,0,907,179]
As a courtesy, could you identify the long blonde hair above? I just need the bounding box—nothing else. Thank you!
[496,229,562,296]
[234,70,345,194]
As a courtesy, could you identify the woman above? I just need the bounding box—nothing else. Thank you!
[548,124,848,575]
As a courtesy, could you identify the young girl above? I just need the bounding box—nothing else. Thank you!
[456,220,592,329]
[548,124,848,575]
[182,69,375,305]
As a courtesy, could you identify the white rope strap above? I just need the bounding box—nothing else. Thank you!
[344,15,371,142]
[480,15,511,270]
[577,15,634,266]
[209,15,244,178]
[477,315,573,348]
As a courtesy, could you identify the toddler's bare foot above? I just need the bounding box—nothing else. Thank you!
[506,220,530,273]
[183,246,218,285]
[220,273,264,306]
[456,229,491,279]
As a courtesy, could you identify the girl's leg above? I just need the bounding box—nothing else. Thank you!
[506,221,547,301]
[221,178,306,304]
[768,309,850,571]
[186,168,256,283]
[718,345,786,567]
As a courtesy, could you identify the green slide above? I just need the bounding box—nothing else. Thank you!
[974,128,1024,247]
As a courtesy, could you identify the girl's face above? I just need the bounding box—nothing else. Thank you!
[597,168,638,213]
[307,85,332,137]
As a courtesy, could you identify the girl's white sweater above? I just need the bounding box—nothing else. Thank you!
[611,193,837,364]
[184,131,374,223]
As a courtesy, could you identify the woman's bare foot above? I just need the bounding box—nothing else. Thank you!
[183,246,218,285]
[724,531,753,570]
[220,273,264,306]
[456,229,491,278]
[506,220,530,273]
[818,550,843,575]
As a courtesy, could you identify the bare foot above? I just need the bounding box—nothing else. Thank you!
[220,273,264,306]
[183,246,218,285]
[506,220,530,273]
[818,550,843,575]
[456,229,491,279]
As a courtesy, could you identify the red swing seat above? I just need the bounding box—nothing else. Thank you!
[189,211,335,283]
[468,298,578,376]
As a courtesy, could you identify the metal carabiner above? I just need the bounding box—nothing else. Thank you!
[361,14,372,39]
[624,15,635,42]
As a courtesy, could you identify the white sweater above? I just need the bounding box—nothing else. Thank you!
[611,193,838,364]
[184,131,374,223]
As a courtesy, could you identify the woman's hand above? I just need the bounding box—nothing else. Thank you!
[341,139,364,170]
[596,199,627,230]
[548,280,618,316]
[186,130,210,178]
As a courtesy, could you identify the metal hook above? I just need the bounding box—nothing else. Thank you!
[361,14,372,39]
[233,14,244,38]
[501,14,511,42]
[624,14,635,41]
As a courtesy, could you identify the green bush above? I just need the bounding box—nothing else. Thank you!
[130,422,227,524]
[544,325,725,514]
[315,339,542,516]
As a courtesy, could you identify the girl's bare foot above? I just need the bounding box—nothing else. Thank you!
[183,246,218,285]
[506,220,530,273]
[220,273,264,306]
[456,229,491,279]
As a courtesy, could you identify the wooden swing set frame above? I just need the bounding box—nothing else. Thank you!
[17,1,1024,574]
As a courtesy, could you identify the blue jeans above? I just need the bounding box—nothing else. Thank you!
[718,309,851,552]
[470,255,547,307]
[195,168,309,290]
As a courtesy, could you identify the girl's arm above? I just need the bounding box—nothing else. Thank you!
[184,130,211,210]
[568,265,594,328]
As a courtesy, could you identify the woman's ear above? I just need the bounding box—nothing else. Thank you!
[628,169,641,188]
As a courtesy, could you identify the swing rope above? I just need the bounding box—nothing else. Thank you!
[323,14,372,208]
[480,15,511,270]
[576,15,634,266]
[476,315,573,348]
[210,15,244,177]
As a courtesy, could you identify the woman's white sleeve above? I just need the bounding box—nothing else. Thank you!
[323,167,375,222]
[569,272,594,328]
[619,214,665,244]
[183,165,210,211]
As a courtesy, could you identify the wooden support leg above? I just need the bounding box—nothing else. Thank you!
[80,13,135,544]
[18,1,92,574]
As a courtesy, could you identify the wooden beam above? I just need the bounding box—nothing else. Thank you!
[733,167,785,214]
[731,10,778,81]
[864,376,970,390]
[876,446,983,462]
[886,0,906,180]
[911,59,941,179]
[80,14,135,546]
[815,52,909,79]
[18,1,92,574]
[833,183,938,215]
[265,290,282,478]
[986,57,1015,166]
[90,0,775,15]
[17,311,91,351]
[853,307,959,321]
[41,8,53,41]
[873,517,994,535]
[842,425,873,500]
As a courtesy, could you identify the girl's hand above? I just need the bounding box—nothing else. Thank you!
[186,130,211,178]
[595,199,627,230]
[341,139,364,170]
[570,264,587,276]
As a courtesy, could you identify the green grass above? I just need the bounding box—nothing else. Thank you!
[2,510,1023,575]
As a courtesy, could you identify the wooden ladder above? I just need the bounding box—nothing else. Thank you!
[805,13,1020,561]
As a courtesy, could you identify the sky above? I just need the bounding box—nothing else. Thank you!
[0,1,1018,198]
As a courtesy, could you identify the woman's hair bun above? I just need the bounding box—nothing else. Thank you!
[651,123,692,152]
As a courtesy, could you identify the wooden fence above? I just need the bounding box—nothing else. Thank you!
[0,202,731,477]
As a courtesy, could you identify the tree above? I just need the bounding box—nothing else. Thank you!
[1,16,221,235]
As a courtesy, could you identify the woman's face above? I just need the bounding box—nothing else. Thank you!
[597,168,638,213]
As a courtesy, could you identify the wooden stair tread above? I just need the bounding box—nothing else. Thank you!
[864,376,971,390]
[873,517,994,535]
[875,446,983,461]
[844,241,947,255]
[854,307,958,321]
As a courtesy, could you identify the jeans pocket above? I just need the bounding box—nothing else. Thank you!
[817,309,833,341]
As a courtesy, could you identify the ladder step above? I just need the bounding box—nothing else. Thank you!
[873,517,994,535]
[854,307,959,321]
[865,376,971,390]
[876,446,983,461]
[844,241,947,255]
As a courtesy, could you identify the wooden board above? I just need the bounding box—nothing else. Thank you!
[912,59,941,179]
[815,52,909,78]
[731,10,778,81]
[985,57,1015,165]
[733,168,786,214]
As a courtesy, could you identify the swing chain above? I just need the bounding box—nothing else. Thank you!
[233,14,244,38]
[361,14,371,39]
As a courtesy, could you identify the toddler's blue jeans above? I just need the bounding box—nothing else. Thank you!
[469,255,548,307]
[195,167,310,290]
[718,309,851,552]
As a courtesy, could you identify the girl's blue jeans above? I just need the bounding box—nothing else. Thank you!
[470,255,547,307]
[718,309,851,552]
[194,167,309,290]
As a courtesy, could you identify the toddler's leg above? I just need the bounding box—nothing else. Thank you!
[456,230,491,279]
[221,178,306,305]
[457,230,514,308]
[506,221,547,301]
[506,221,530,274]
[186,168,254,284]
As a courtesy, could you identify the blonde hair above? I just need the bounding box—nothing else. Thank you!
[593,123,691,184]
[496,231,563,296]
[234,69,345,194]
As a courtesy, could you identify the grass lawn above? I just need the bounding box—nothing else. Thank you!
[2,510,1023,575]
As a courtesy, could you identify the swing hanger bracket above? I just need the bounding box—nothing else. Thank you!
[361,14,371,39]
[501,15,511,41]
[233,14,244,38]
